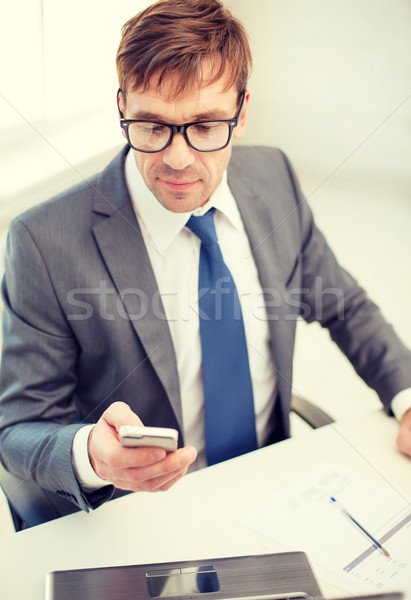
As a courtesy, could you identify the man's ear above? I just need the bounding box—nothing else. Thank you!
[233,90,250,140]
[117,89,127,140]
[118,89,126,119]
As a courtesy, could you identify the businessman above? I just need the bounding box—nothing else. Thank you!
[1,0,411,516]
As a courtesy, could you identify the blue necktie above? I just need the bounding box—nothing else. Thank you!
[186,208,257,465]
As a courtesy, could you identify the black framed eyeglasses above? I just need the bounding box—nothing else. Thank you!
[117,90,246,153]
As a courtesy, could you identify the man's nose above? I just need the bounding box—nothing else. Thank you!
[162,132,195,170]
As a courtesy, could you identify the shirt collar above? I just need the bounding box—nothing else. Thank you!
[125,149,243,255]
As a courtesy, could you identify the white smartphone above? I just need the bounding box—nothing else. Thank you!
[118,425,178,452]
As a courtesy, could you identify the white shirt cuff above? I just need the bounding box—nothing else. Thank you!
[391,389,411,422]
[72,425,112,492]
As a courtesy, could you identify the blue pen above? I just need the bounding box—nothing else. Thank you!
[330,497,390,557]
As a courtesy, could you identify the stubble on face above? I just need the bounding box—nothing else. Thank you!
[141,161,215,213]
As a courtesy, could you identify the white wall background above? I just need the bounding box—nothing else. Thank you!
[0,0,152,216]
[232,0,411,193]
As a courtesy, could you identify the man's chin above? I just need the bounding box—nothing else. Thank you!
[163,201,204,214]
[155,190,207,214]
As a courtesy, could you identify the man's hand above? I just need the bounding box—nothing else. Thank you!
[397,408,411,458]
[88,402,197,492]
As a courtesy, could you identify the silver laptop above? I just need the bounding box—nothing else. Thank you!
[45,552,320,600]
[44,552,404,600]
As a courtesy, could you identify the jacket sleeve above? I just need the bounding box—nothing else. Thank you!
[0,217,114,512]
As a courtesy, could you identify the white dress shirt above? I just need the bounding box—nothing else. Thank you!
[72,151,411,490]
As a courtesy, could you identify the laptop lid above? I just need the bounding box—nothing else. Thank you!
[45,552,322,600]
[333,596,403,600]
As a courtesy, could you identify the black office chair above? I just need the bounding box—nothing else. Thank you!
[290,394,335,429]
[0,396,333,531]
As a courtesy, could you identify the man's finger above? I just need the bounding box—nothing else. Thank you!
[108,446,197,491]
[397,408,411,458]
[95,446,168,481]
[101,401,144,432]
[124,446,197,483]
[113,465,189,493]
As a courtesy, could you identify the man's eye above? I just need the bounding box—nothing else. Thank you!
[136,124,167,135]
[191,124,215,134]
[147,125,166,135]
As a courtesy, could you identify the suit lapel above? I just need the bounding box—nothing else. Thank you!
[227,157,287,317]
[91,148,183,429]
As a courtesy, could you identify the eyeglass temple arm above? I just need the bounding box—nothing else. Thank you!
[236,91,246,122]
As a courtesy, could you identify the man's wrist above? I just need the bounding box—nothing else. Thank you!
[72,425,112,492]
[391,388,411,422]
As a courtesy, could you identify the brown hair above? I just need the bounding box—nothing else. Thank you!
[116,0,252,99]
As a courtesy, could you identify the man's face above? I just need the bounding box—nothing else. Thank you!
[119,74,249,213]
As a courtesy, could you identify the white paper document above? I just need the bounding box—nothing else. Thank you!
[242,464,411,596]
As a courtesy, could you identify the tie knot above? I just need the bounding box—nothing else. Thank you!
[186,208,218,247]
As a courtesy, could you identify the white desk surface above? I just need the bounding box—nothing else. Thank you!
[0,409,409,600]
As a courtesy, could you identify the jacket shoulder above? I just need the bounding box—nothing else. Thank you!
[13,146,128,231]
[229,145,293,188]
[231,145,285,169]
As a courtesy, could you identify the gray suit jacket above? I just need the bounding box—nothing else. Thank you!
[1,146,410,512]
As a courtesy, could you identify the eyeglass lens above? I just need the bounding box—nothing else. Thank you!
[127,121,231,152]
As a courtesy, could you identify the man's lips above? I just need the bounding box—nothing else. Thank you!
[160,179,200,191]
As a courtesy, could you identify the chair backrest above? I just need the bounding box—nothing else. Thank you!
[291,394,334,429]
[0,462,78,530]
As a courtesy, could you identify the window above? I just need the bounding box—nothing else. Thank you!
[0,0,151,212]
